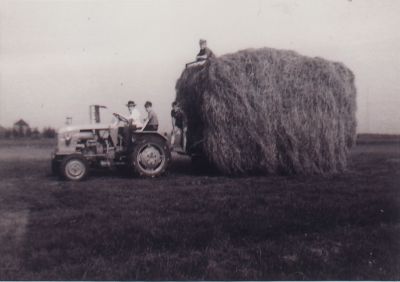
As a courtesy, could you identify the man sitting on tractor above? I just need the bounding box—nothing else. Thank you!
[125,100,142,128]
[143,101,159,131]
[113,100,143,149]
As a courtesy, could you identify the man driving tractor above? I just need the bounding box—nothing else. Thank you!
[113,100,143,149]
[125,100,142,128]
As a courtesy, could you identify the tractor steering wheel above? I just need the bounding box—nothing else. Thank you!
[113,113,129,124]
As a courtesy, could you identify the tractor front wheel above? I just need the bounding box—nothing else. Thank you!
[60,154,89,181]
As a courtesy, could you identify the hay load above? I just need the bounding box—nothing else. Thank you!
[175,47,357,175]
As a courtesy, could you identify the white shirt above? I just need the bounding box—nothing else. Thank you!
[126,108,143,127]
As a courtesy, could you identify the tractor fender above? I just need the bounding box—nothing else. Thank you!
[132,132,168,142]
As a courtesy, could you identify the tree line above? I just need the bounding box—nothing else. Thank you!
[0,127,57,139]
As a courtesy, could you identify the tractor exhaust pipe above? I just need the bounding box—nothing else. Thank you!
[89,105,107,123]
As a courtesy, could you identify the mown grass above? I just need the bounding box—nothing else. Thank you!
[0,138,399,280]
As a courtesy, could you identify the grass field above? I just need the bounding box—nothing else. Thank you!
[0,136,399,280]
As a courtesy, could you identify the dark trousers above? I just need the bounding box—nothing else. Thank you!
[144,124,158,131]
[123,123,137,148]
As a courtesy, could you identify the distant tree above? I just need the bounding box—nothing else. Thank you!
[42,127,56,138]
[12,127,19,138]
[4,128,13,139]
[26,127,32,138]
[31,127,40,139]
[18,126,24,137]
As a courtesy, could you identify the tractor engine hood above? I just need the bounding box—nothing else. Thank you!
[56,123,113,152]
[58,123,111,134]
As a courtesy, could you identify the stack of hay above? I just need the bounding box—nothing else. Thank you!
[175,47,357,175]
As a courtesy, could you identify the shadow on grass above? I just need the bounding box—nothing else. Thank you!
[64,153,220,180]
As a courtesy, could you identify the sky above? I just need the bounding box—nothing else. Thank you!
[0,0,399,133]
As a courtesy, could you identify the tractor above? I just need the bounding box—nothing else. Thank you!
[51,105,170,181]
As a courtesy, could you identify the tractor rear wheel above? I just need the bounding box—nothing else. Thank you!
[60,154,89,181]
[131,137,170,177]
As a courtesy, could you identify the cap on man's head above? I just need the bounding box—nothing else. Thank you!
[199,39,207,44]
[126,100,136,107]
[144,101,152,108]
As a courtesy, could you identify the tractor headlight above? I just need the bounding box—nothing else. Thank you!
[64,132,72,145]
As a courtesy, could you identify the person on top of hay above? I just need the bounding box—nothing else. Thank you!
[185,39,215,68]
[170,101,187,152]
[143,101,159,131]
[196,39,215,61]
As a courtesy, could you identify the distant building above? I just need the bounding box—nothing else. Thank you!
[13,119,30,136]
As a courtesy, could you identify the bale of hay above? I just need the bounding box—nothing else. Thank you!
[175,47,357,175]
